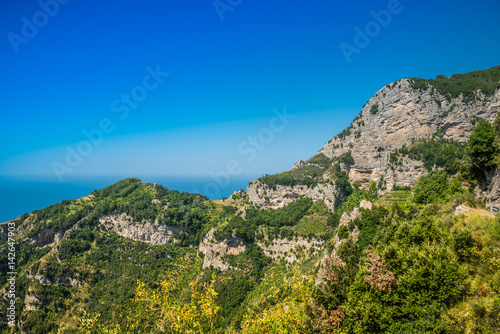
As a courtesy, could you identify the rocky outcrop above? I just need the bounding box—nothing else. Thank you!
[293,160,305,169]
[257,237,323,264]
[360,200,373,210]
[247,181,337,211]
[199,228,324,269]
[199,229,246,271]
[24,294,41,311]
[487,169,500,207]
[29,228,63,248]
[26,271,82,287]
[455,205,472,215]
[99,213,188,245]
[316,208,362,285]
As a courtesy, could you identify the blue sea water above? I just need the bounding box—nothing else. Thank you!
[0,174,259,223]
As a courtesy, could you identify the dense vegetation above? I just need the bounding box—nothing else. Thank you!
[1,151,500,333]
[410,65,500,103]
[68,194,500,333]
[400,136,467,173]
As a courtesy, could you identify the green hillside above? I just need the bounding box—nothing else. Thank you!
[3,175,500,333]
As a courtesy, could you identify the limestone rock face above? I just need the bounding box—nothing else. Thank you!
[455,205,472,215]
[257,237,323,264]
[247,78,500,210]
[247,181,337,211]
[24,295,41,311]
[320,79,500,191]
[316,208,362,285]
[99,213,188,245]
[28,228,63,248]
[293,160,305,169]
[487,169,500,207]
[25,272,82,287]
[199,229,246,271]
[360,200,373,210]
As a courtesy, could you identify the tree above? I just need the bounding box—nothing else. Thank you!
[340,151,355,165]
[467,120,497,172]
[413,170,450,204]
[134,277,223,333]
[240,270,314,333]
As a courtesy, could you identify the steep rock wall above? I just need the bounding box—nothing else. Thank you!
[257,236,324,264]
[198,228,246,271]
[247,181,337,210]
[321,79,500,190]
[99,213,188,245]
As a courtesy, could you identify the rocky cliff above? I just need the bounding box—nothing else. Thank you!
[198,228,246,271]
[99,213,188,245]
[247,181,337,211]
[247,69,500,210]
[316,207,362,285]
[257,236,324,264]
[320,78,500,189]
[199,229,325,270]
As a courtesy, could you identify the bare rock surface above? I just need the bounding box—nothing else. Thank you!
[247,181,337,211]
[99,213,188,245]
[257,237,323,264]
[360,200,373,210]
[316,208,361,285]
[455,205,472,215]
[199,229,246,271]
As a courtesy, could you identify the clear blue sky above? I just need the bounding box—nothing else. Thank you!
[1,0,500,181]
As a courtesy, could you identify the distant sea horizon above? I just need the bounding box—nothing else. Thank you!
[0,174,261,223]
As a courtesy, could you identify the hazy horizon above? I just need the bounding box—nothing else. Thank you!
[1,0,500,183]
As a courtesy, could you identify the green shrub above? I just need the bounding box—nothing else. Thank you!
[402,137,466,173]
[410,65,500,103]
[467,120,497,172]
[337,225,349,240]
[451,229,476,262]
[339,151,355,165]
[413,170,453,204]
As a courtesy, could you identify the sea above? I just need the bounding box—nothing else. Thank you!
[0,174,260,223]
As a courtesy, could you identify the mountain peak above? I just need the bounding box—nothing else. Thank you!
[247,65,500,209]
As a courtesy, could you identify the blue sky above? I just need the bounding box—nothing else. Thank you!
[1,0,500,181]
